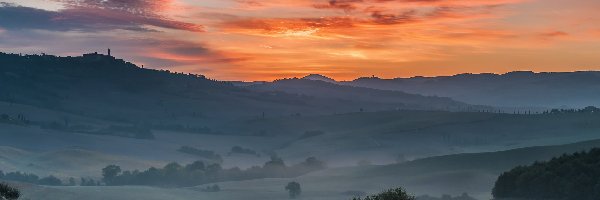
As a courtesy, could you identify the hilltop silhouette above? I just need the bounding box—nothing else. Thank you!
[343,71,600,108]
[0,52,468,126]
[301,74,336,83]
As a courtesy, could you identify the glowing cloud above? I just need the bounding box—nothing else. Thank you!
[1,0,600,81]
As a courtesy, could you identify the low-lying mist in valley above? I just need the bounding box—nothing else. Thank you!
[1,53,600,200]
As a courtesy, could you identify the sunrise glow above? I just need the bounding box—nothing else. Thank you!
[1,0,600,80]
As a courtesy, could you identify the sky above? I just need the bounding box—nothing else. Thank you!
[0,0,599,81]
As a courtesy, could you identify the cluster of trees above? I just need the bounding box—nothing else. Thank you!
[80,178,101,186]
[471,106,600,115]
[285,182,301,198]
[493,148,600,200]
[416,193,477,200]
[177,146,223,162]
[102,156,325,187]
[0,171,70,186]
[351,187,415,200]
[228,146,260,157]
[0,114,30,126]
[0,183,20,200]
[543,106,600,114]
[0,170,101,187]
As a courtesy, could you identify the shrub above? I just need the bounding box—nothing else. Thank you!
[285,182,301,199]
[352,187,416,200]
[0,183,20,200]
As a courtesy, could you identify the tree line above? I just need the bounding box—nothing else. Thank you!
[0,183,19,200]
[102,156,325,187]
[0,171,72,186]
[493,148,600,200]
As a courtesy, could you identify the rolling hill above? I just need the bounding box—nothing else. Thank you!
[0,52,472,127]
[342,71,600,108]
[242,78,481,112]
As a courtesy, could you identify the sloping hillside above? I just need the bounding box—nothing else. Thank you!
[244,78,478,112]
[0,52,472,126]
[217,109,600,166]
[343,71,600,108]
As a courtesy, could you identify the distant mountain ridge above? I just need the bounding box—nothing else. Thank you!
[289,71,600,108]
[242,77,482,112]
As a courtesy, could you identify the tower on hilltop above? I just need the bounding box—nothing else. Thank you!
[108,48,111,56]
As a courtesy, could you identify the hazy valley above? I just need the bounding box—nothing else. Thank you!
[1,53,600,200]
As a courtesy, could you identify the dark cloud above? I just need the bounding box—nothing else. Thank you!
[369,10,418,24]
[313,0,364,12]
[57,0,170,13]
[124,39,248,65]
[166,46,210,57]
[0,3,65,31]
[0,2,204,32]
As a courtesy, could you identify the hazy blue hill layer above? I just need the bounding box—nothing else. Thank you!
[0,52,471,125]
[371,138,600,176]
[3,108,600,177]
[244,78,478,111]
[344,71,600,108]
[219,110,600,164]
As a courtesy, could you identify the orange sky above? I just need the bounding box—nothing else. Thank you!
[1,0,600,81]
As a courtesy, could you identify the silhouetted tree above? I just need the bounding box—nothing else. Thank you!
[101,156,324,187]
[3,172,39,183]
[417,193,477,200]
[352,187,415,200]
[38,175,62,186]
[285,181,301,198]
[102,165,121,185]
[0,183,20,200]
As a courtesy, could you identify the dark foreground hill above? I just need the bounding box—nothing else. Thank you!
[342,71,600,108]
[0,52,470,126]
[493,148,600,200]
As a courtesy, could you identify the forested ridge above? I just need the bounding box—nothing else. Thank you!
[493,148,600,200]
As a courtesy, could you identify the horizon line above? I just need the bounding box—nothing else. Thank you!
[3,51,600,82]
